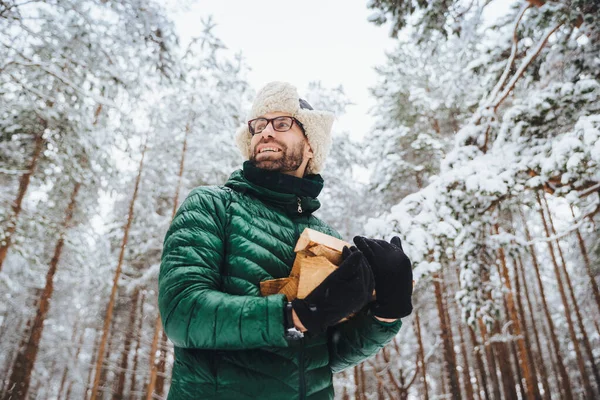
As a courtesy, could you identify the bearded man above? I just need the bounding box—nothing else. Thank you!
[158,81,414,400]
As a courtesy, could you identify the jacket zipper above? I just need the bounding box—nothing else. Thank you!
[295,197,306,399]
[295,197,305,398]
[299,340,306,400]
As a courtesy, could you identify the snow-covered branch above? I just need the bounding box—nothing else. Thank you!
[9,60,117,107]
[525,201,600,245]
[493,21,564,110]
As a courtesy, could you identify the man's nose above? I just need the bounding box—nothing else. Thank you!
[259,122,276,138]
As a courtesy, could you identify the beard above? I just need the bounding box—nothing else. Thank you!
[249,140,305,173]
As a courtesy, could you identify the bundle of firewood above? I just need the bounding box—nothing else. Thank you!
[260,228,351,301]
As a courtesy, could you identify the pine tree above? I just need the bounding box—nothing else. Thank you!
[364,0,599,397]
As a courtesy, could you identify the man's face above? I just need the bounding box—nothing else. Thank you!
[249,112,313,178]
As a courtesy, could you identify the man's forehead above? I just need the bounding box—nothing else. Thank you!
[260,111,293,119]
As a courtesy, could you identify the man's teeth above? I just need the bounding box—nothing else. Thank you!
[260,148,280,153]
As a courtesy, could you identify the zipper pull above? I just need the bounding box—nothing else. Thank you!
[297,197,303,214]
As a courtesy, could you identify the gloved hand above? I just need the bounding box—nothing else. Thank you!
[292,246,375,334]
[353,236,413,319]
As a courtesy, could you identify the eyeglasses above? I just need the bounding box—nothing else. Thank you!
[248,116,305,136]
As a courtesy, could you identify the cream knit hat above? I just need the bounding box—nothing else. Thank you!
[235,81,335,175]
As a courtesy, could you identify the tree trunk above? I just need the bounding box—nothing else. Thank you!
[540,318,564,398]
[112,290,140,400]
[360,363,368,400]
[2,182,80,400]
[451,264,484,400]
[433,271,461,400]
[413,311,429,400]
[468,326,490,400]
[445,263,473,399]
[516,254,552,399]
[98,312,120,398]
[441,354,448,396]
[146,317,163,400]
[494,224,539,399]
[64,329,85,400]
[0,131,45,271]
[372,353,386,400]
[511,340,526,400]
[490,319,518,400]
[535,192,592,399]
[354,364,364,400]
[493,239,522,400]
[130,292,146,398]
[397,368,410,400]
[519,205,573,400]
[57,322,80,399]
[85,332,101,400]
[90,142,147,400]
[542,195,600,394]
[147,123,189,399]
[478,319,502,400]
[570,205,600,318]
[341,371,350,400]
[154,331,169,398]
[458,323,475,400]
[353,365,360,400]
[512,256,546,400]
[382,344,401,395]
[440,265,462,400]
[0,316,25,396]
[57,366,70,400]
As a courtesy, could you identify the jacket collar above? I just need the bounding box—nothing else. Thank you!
[224,161,323,215]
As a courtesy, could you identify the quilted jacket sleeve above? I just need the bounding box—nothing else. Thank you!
[327,305,402,373]
[158,187,289,350]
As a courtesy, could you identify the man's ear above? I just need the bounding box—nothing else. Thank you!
[304,142,314,159]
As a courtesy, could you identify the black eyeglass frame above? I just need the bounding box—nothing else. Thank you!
[248,116,305,136]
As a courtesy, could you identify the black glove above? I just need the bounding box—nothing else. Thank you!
[291,246,375,334]
[353,236,413,319]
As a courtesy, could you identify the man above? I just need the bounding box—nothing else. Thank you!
[158,82,413,399]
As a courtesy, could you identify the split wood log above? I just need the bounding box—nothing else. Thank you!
[296,256,338,299]
[260,278,292,294]
[260,228,351,300]
[294,228,350,254]
[306,244,344,265]
[260,278,298,301]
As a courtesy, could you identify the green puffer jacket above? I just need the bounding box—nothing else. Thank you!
[159,164,402,400]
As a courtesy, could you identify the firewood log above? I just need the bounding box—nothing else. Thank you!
[261,228,352,301]
[294,228,351,254]
[296,256,338,299]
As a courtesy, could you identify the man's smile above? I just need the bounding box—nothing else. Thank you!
[258,147,282,153]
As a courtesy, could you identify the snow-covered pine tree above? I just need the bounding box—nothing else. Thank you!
[364,0,599,398]
[0,0,178,272]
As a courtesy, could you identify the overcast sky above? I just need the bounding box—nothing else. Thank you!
[172,0,397,140]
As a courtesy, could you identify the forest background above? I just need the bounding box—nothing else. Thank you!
[1,0,599,399]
